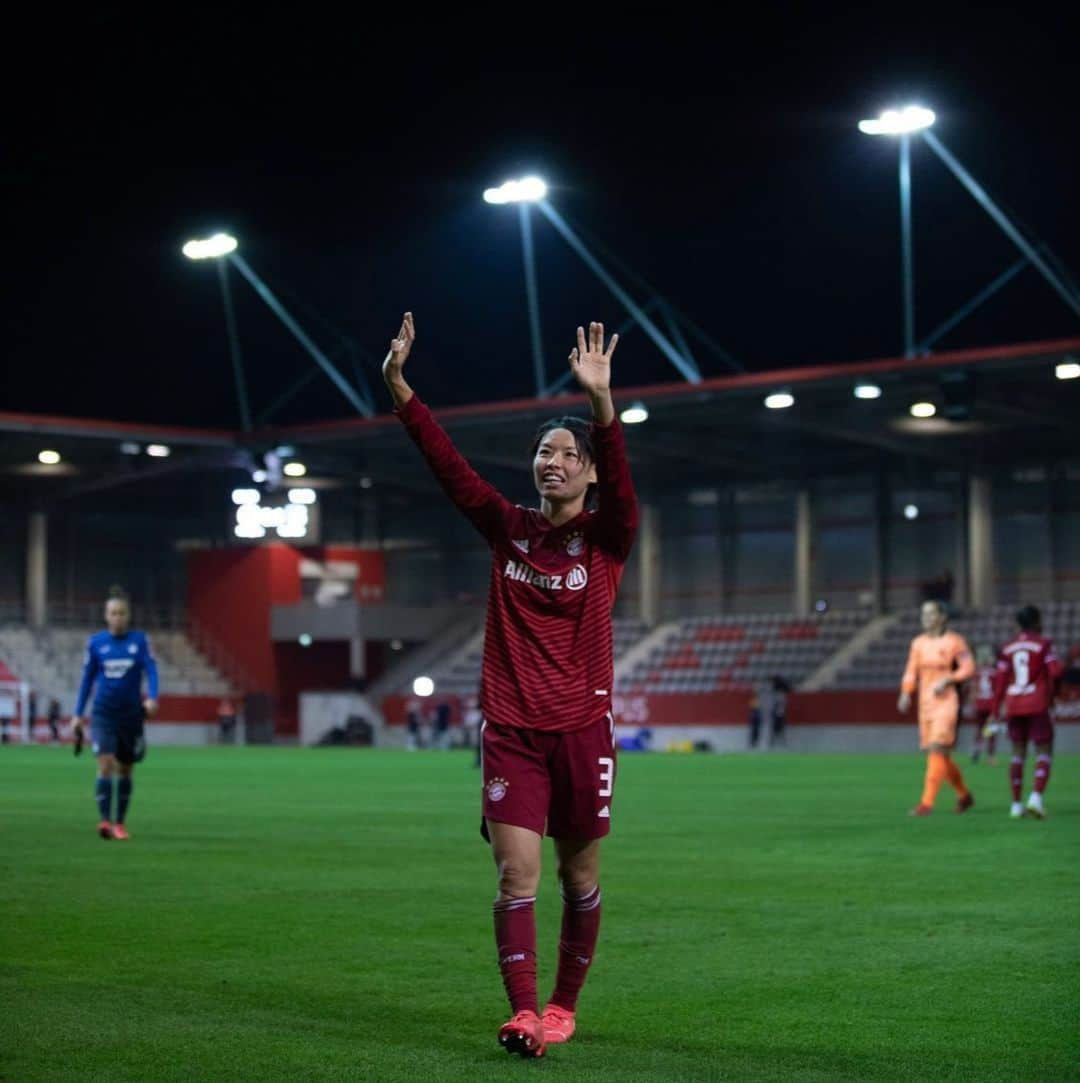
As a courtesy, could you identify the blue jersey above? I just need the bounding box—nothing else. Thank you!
[75,630,160,722]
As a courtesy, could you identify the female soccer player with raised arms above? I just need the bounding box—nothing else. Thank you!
[384,313,638,1059]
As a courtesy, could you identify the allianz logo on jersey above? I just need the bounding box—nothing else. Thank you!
[503,559,588,592]
[103,659,136,679]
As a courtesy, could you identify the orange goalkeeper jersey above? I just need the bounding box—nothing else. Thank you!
[901,631,975,747]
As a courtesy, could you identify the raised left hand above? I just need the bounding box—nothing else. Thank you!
[569,322,618,394]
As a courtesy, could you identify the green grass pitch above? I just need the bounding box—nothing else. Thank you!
[2,746,1078,1082]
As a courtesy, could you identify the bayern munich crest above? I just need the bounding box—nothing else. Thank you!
[565,531,585,556]
[486,777,509,802]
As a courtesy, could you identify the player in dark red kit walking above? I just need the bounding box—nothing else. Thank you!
[993,605,1064,819]
[384,313,637,1058]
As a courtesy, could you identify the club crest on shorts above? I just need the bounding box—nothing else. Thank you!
[565,530,585,557]
[486,776,509,802]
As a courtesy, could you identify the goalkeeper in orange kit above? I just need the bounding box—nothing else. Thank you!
[897,600,976,816]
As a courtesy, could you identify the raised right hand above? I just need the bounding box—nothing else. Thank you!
[382,312,415,385]
[897,692,911,714]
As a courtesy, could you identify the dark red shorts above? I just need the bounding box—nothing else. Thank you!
[480,714,616,840]
[1008,712,1054,746]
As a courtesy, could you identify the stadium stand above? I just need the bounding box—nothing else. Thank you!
[828,601,1080,690]
[0,626,233,714]
[614,610,872,694]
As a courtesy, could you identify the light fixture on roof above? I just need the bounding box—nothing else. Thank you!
[359,477,373,489]
[1056,361,1080,380]
[146,444,171,458]
[619,401,649,424]
[231,488,260,505]
[909,402,936,418]
[853,383,882,400]
[119,442,141,455]
[413,676,435,697]
[903,504,920,520]
[483,176,548,204]
[283,461,307,477]
[288,488,317,505]
[38,450,61,465]
[182,233,238,260]
[764,391,795,409]
[857,105,936,136]
[251,469,268,483]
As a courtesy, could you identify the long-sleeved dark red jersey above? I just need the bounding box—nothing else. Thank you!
[397,394,638,732]
[992,631,1063,716]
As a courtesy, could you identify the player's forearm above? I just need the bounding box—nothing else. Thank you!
[587,389,615,426]
[398,394,507,532]
[74,674,94,717]
[384,372,415,409]
[953,658,976,683]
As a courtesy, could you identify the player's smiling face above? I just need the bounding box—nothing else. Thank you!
[533,428,596,503]
[105,599,131,637]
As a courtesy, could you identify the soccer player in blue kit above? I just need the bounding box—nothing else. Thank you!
[70,588,159,840]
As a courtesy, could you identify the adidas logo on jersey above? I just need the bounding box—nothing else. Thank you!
[597,805,610,818]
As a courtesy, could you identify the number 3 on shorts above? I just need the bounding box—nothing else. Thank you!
[598,756,614,797]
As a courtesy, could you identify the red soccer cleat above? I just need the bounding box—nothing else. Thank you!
[498,1010,546,1058]
[111,823,131,840]
[908,804,933,817]
[541,1003,576,1044]
[97,820,113,839]
[955,792,975,814]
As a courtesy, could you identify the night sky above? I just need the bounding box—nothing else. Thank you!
[7,7,1078,429]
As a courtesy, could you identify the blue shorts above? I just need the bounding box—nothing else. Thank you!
[91,715,147,764]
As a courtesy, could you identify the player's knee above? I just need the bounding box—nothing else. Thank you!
[97,756,116,777]
[496,857,539,898]
[557,867,597,898]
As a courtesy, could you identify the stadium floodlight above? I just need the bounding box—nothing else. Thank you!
[903,503,920,520]
[858,106,935,136]
[38,450,61,465]
[181,233,238,260]
[764,392,795,409]
[854,383,883,400]
[483,176,547,204]
[619,401,649,424]
[909,401,936,418]
[251,469,268,483]
[1055,361,1080,380]
[146,444,171,457]
[288,488,317,505]
[283,461,307,477]
[298,633,313,647]
[859,105,936,359]
[231,488,260,505]
[413,676,435,697]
